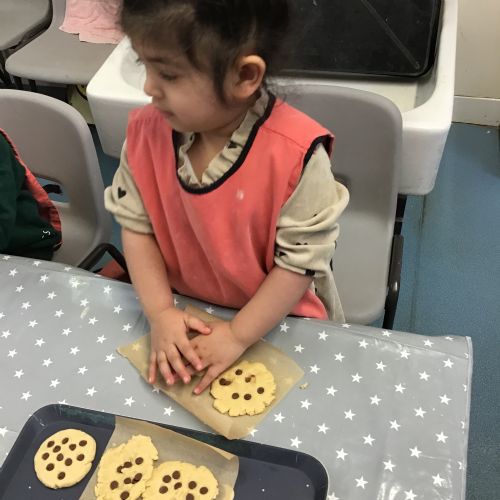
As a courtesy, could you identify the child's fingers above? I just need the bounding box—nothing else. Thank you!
[157,350,174,385]
[178,341,204,372]
[185,315,212,335]
[148,351,157,384]
[166,345,192,384]
[193,366,219,395]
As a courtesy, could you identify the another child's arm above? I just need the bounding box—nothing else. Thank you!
[191,267,312,394]
[122,228,211,385]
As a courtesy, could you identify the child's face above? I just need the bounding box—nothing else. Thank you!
[134,40,242,134]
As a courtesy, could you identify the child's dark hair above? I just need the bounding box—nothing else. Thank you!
[120,0,290,101]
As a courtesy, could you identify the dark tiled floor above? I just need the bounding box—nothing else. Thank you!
[93,121,499,500]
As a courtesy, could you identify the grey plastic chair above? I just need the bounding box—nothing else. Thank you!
[0,89,112,266]
[5,0,116,85]
[0,0,51,87]
[284,83,403,325]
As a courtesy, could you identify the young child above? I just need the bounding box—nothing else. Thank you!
[105,0,349,395]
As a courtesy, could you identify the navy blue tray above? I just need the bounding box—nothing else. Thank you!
[0,404,328,499]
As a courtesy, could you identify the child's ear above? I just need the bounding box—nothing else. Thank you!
[230,55,266,100]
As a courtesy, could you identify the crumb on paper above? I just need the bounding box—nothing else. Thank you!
[300,382,309,390]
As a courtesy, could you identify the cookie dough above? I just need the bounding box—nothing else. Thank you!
[95,435,158,500]
[143,461,219,500]
[210,360,276,416]
[34,428,96,489]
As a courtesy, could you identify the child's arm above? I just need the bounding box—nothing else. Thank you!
[122,228,211,385]
[191,266,312,394]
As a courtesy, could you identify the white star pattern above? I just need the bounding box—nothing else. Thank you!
[50,379,60,388]
[376,361,386,371]
[436,432,448,443]
[443,358,454,368]
[9,268,18,276]
[39,274,48,283]
[358,339,368,349]
[21,301,31,310]
[310,364,320,374]
[34,338,45,347]
[382,330,392,337]
[326,386,338,397]
[419,371,430,381]
[432,474,445,486]
[409,446,422,458]
[351,373,362,383]
[440,394,451,405]
[294,344,304,353]
[1,330,11,339]
[205,307,214,314]
[363,434,375,446]
[32,261,41,267]
[88,317,98,325]
[414,407,427,418]
[54,310,64,318]
[61,328,72,336]
[424,339,434,347]
[14,369,24,378]
[400,348,410,359]
[249,429,258,437]
[0,427,8,437]
[318,331,329,340]
[70,279,81,288]
[336,448,348,460]
[300,399,312,410]
[404,490,417,500]
[113,305,122,314]
[327,492,339,500]
[355,476,367,489]
[290,437,301,448]
[124,397,135,407]
[15,286,24,293]
[42,358,53,367]
[122,323,132,332]
[28,320,38,328]
[389,420,401,431]
[78,366,88,375]
[280,322,289,333]
[103,286,112,294]
[8,349,17,358]
[96,335,107,344]
[383,460,396,472]
[370,395,381,406]
[115,375,125,384]
[344,410,356,420]
[317,423,329,434]
[47,291,56,299]
[274,413,285,423]
[70,346,80,355]
[163,407,174,416]
[86,387,97,397]
[21,391,32,401]
[105,354,116,363]
[395,383,406,393]
[80,299,89,307]
[341,323,350,328]
[334,352,345,362]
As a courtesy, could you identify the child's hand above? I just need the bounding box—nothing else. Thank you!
[149,307,211,386]
[190,320,250,395]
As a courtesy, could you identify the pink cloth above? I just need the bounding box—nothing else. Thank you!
[59,0,123,44]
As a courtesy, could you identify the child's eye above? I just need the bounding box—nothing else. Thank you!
[159,72,178,82]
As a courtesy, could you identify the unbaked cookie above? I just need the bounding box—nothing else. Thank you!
[95,435,158,500]
[142,461,219,500]
[34,428,96,489]
[210,360,276,417]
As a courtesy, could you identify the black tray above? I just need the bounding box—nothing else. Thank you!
[0,405,328,499]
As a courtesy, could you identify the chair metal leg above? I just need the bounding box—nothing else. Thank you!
[13,76,24,89]
[28,79,37,92]
[383,234,404,330]
[78,243,128,274]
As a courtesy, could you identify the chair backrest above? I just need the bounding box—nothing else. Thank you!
[282,83,402,324]
[0,89,112,266]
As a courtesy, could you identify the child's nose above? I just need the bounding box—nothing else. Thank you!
[143,72,162,99]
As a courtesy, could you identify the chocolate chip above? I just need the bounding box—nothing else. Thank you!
[58,472,65,480]
[46,463,54,471]
[188,481,197,489]
[245,376,252,382]
[62,437,69,444]
[56,453,64,461]
[163,475,171,483]
[200,486,209,494]
[79,440,87,447]
[235,369,243,375]
[77,454,84,461]
[257,387,265,394]
[219,378,231,386]
[124,477,131,484]
[42,452,49,460]
[117,466,123,473]
[110,481,119,490]
[174,482,182,489]
[120,493,129,500]
[47,441,54,448]
[159,486,168,494]
[244,394,252,400]
[232,393,239,399]
[53,445,61,453]
[65,458,72,466]
[69,444,76,451]
[124,461,132,468]
[135,457,143,465]
[133,473,142,483]
[172,471,180,480]
[186,494,194,500]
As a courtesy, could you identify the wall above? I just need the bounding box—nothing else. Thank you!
[453,0,500,125]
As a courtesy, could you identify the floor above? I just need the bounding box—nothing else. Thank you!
[92,121,500,500]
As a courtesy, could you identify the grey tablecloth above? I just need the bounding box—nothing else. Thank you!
[0,254,472,499]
